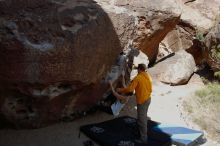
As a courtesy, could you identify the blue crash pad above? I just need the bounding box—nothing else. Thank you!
[152,123,204,146]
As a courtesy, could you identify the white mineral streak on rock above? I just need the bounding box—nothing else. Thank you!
[6,21,54,52]
[96,0,128,14]
[32,85,72,100]
[61,24,83,33]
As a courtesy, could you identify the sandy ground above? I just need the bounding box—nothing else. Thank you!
[0,74,219,146]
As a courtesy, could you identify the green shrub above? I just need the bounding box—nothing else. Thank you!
[195,82,220,105]
[186,82,220,142]
[195,33,205,41]
[211,44,220,60]
[214,71,220,79]
[213,15,220,27]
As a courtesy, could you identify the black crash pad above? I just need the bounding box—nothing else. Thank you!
[80,116,171,146]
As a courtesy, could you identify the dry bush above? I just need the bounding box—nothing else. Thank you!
[183,82,220,142]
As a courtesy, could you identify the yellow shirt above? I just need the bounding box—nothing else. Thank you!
[120,72,152,104]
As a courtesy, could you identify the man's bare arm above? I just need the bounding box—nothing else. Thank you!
[121,70,126,88]
[109,81,127,102]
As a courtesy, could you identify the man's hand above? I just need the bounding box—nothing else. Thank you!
[120,97,128,104]
[108,80,113,88]
[108,80,112,85]
[116,88,122,93]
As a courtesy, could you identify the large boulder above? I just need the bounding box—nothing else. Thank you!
[0,0,182,128]
[0,0,121,128]
[150,50,196,85]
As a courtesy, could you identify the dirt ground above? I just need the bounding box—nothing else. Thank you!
[0,73,219,146]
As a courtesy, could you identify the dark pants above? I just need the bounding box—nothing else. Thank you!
[137,98,151,143]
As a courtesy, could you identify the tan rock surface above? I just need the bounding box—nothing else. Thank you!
[151,50,196,85]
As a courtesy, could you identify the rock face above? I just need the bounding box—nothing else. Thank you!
[157,0,220,65]
[0,0,121,85]
[0,0,121,128]
[151,50,196,85]
[180,0,220,34]
[157,23,196,61]
[0,0,182,128]
[113,0,181,64]
[204,22,220,71]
